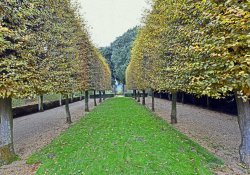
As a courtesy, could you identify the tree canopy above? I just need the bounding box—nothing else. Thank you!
[127,0,249,98]
[0,0,111,99]
[126,0,250,166]
[0,0,111,166]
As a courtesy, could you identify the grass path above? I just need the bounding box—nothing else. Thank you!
[28,97,222,174]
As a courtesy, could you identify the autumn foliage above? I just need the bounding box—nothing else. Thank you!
[127,0,249,98]
[126,0,250,166]
[0,0,111,166]
[0,0,111,99]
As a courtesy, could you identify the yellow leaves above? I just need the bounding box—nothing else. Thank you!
[239,71,245,76]
[0,0,112,98]
[190,45,203,52]
[246,58,250,65]
[242,86,250,97]
[126,0,250,98]
[0,26,10,33]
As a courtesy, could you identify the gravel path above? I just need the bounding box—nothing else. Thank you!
[144,97,249,174]
[0,99,96,175]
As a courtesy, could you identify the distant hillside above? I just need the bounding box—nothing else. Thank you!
[99,27,138,85]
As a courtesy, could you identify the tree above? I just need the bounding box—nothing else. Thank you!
[88,46,111,106]
[126,0,250,166]
[47,0,85,124]
[184,0,250,166]
[0,0,47,165]
[0,0,111,165]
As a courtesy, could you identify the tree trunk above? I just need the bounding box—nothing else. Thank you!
[38,95,44,112]
[65,95,72,124]
[152,90,155,112]
[59,94,62,106]
[0,98,16,166]
[103,91,106,101]
[71,93,74,103]
[171,92,177,124]
[79,92,82,101]
[142,90,146,105]
[99,91,102,103]
[181,92,185,104]
[133,90,136,99]
[85,91,89,112]
[235,94,250,167]
[81,91,84,100]
[113,85,117,96]
[137,90,140,102]
[192,94,197,105]
[206,96,210,108]
[159,92,162,99]
[94,90,97,106]
[122,84,125,95]
[168,93,172,101]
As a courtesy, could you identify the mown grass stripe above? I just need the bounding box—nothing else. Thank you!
[27,97,222,175]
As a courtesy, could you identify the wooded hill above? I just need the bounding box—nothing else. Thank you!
[100,27,138,84]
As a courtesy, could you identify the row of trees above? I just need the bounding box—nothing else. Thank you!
[0,0,111,166]
[126,0,249,167]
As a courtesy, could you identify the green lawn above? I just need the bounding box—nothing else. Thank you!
[27,97,222,174]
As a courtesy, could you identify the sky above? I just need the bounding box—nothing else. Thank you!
[78,0,149,47]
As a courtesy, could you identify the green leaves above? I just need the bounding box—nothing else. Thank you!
[0,0,111,98]
[127,0,250,99]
